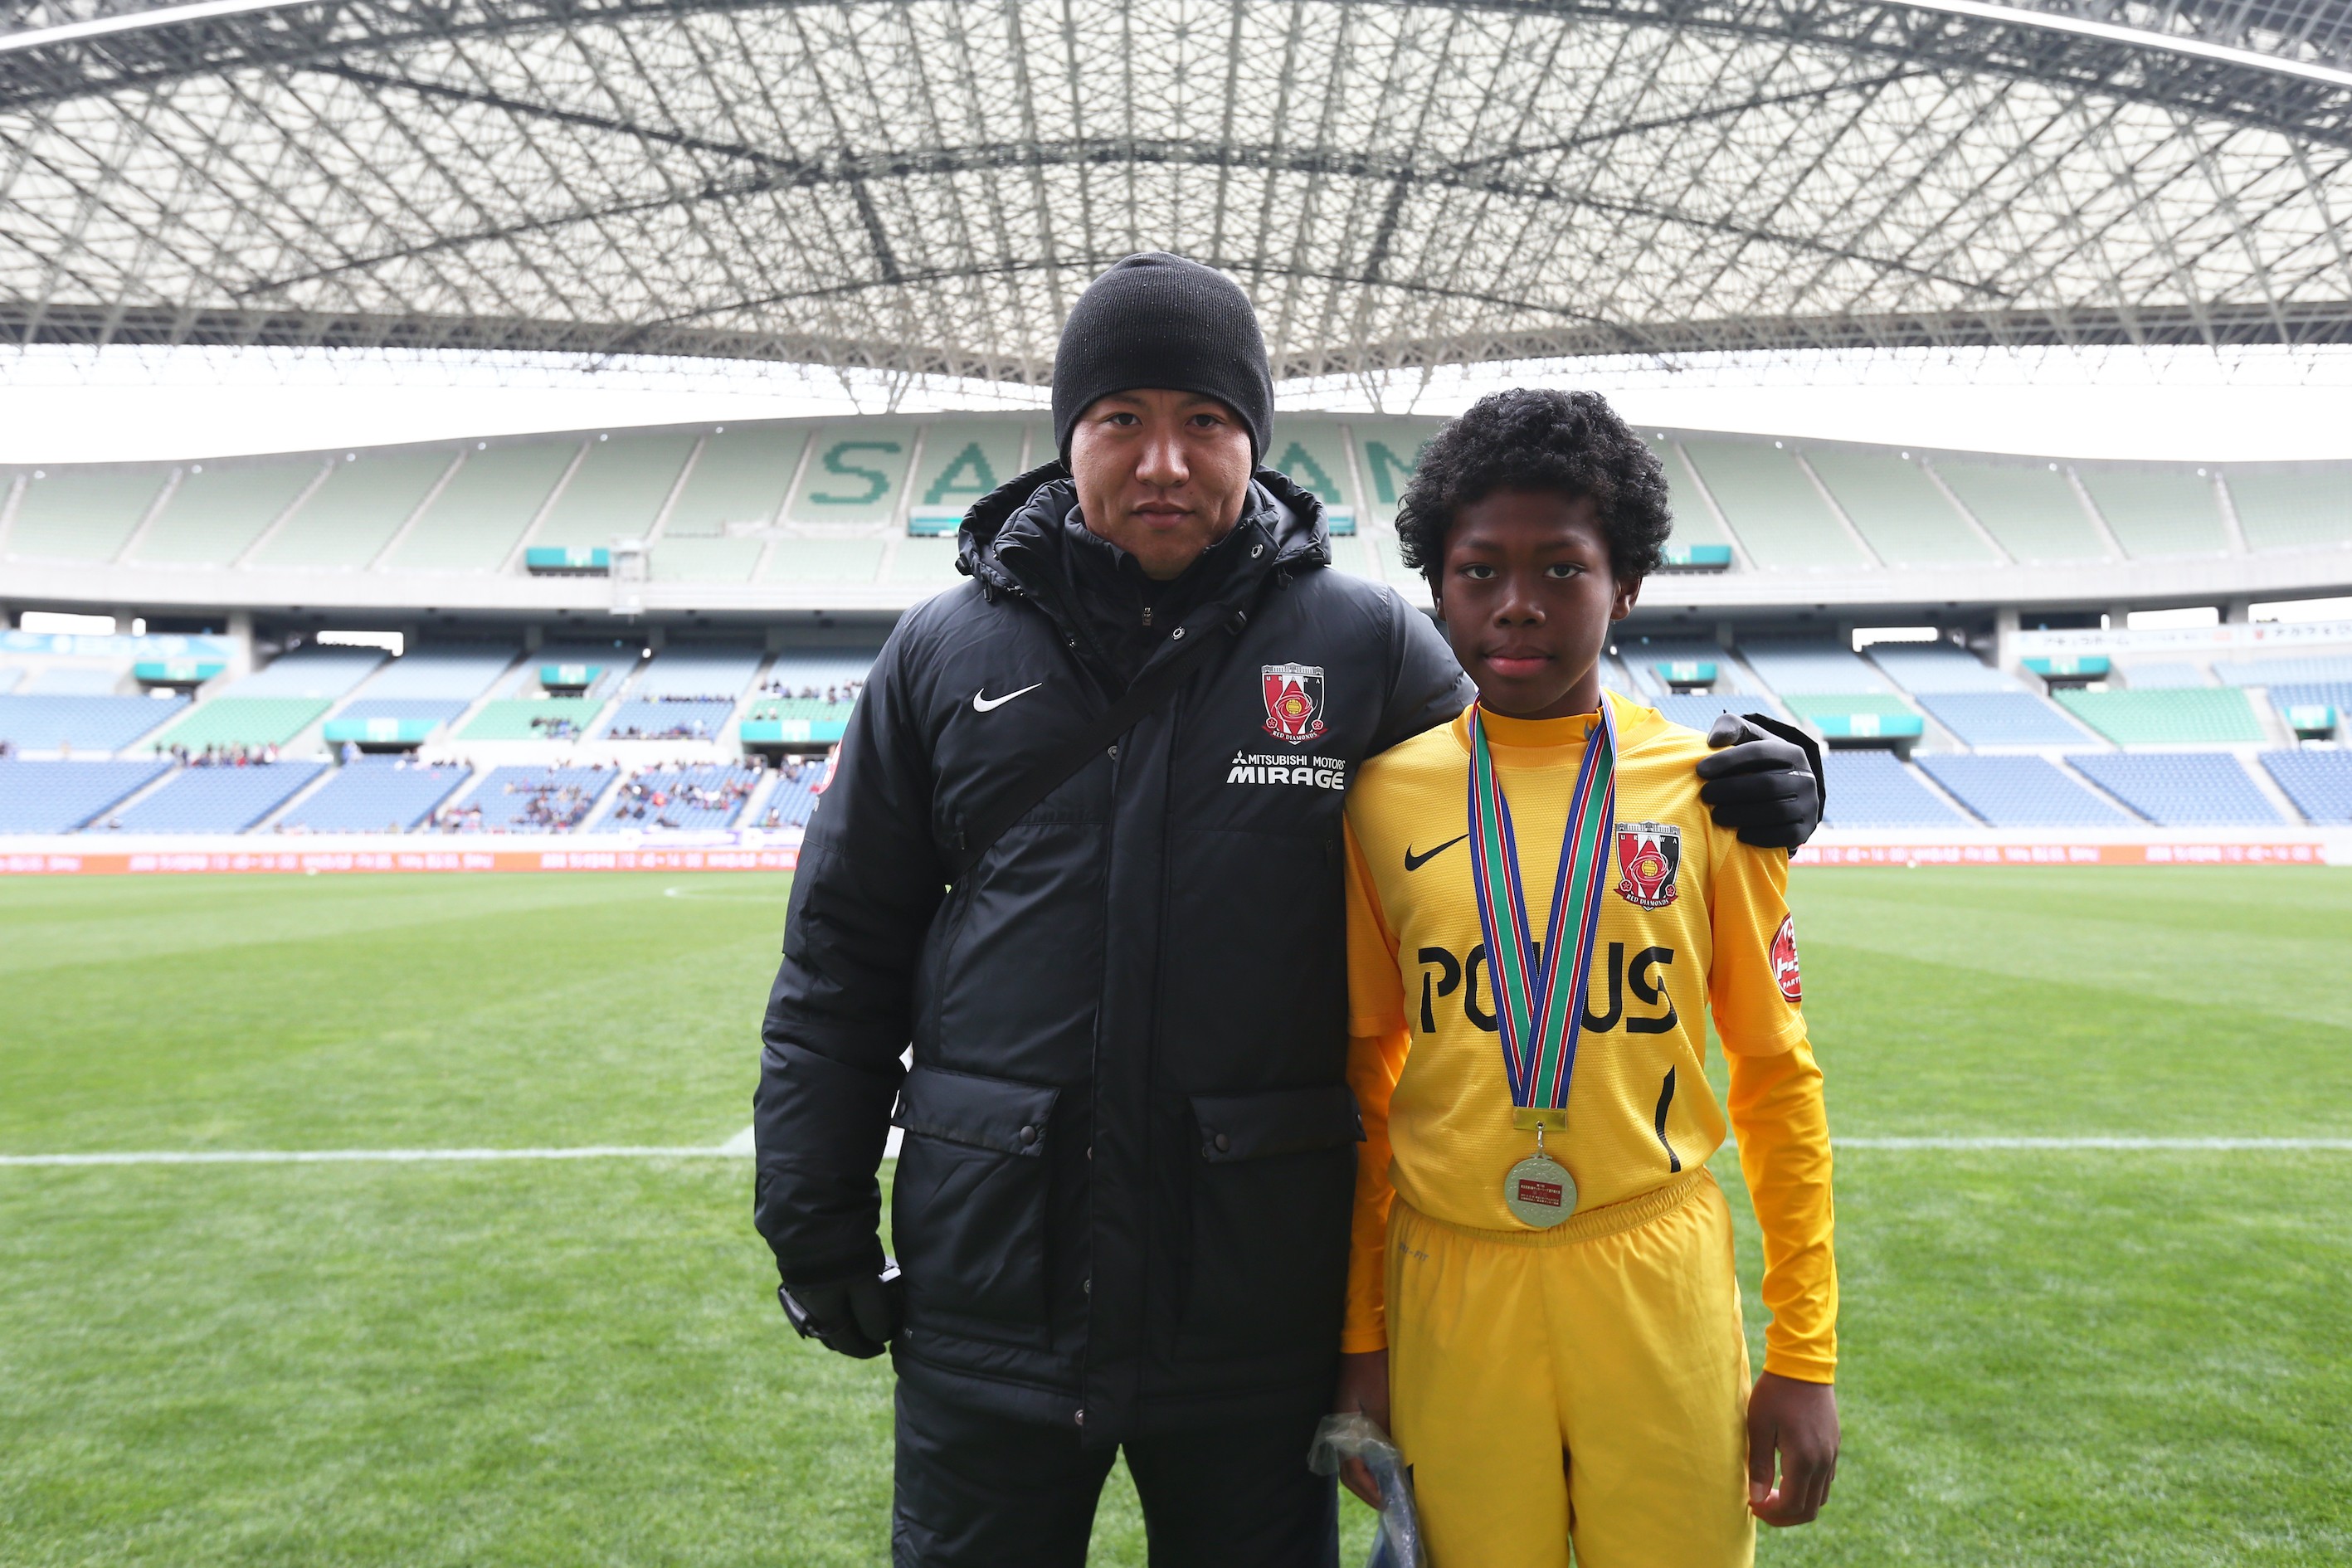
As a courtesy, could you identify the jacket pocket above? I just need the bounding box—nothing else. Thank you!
[890,1067,1059,1336]
[1181,1083,1364,1351]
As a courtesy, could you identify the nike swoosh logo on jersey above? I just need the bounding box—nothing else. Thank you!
[971,682,1044,713]
[1404,833,1468,872]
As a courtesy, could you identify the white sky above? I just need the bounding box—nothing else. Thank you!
[1,342,2348,465]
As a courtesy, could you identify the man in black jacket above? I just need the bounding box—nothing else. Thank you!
[754,253,1822,1567]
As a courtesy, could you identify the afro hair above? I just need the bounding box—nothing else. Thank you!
[1395,388,1673,582]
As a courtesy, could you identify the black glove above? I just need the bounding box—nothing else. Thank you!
[777,1262,903,1359]
[1697,713,1824,850]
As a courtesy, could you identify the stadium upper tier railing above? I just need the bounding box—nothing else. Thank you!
[5,416,2349,617]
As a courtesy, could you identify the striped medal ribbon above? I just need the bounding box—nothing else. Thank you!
[1465,699,1618,1227]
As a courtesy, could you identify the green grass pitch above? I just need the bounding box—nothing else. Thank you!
[2,867,2347,1566]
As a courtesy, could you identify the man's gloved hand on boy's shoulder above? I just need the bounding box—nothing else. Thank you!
[1697,713,1825,851]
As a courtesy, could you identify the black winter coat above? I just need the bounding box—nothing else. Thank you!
[753,465,1473,1444]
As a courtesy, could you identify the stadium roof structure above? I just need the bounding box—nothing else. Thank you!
[3,0,2352,381]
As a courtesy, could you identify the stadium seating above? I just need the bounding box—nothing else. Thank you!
[105,762,324,832]
[891,537,965,582]
[2260,751,2352,824]
[1912,692,2095,747]
[275,761,473,832]
[386,442,577,572]
[2075,466,2228,557]
[1821,752,1967,827]
[152,698,330,752]
[1926,457,2109,562]
[663,428,806,536]
[1263,422,1359,532]
[235,646,389,699]
[528,431,697,550]
[250,450,455,570]
[130,458,319,566]
[1355,419,1444,528]
[634,646,762,699]
[599,699,736,740]
[596,764,764,830]
[1648,694,1741,731]
[1679,441,1867,567]
[0,694,187,751]
[757,537,889,583]
[433,766,615,832]
[27,668,125,694]
[0,758,170,832]
[1643,440,1731,548]
[2224,469,2352,553]
[7,465,172,561]
[1868,644,2015,692]
[2066,752,2282,825]
[1803,449,1994,565]
[2267,682,2352,722]
[650,538,764,581]
[908,422,1027,530]
[338,645,517,723]
[456,699,606,741]
[2115,660,2209,689]
[2053,688,2267,745]
[0,668,18,693]
[788,425,917,524]
[752,765,825,828]
[2213,655,2352,685]
[1739,640,1893,694]
[1917,754,2135,825]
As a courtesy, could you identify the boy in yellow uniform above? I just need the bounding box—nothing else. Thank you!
[1332,389,1838,1567]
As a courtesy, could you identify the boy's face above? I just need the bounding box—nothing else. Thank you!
[1429,488,1641,721]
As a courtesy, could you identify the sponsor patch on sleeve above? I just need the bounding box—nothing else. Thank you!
[1770,913,1803,1004]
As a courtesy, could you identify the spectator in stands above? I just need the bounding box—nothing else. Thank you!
[751,253,1825,1567]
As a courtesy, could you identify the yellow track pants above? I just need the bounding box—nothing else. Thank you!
[1386,1170,1755,1568]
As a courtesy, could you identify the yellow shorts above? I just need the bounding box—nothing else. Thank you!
[1386,1169,1754,1568]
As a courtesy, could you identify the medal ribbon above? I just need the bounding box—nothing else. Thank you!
[1465,700,1618,1112]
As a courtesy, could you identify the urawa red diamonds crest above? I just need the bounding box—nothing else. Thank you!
[1261,664,1327,745]
[1613,821,1682,909]
[1770,913,1803,1003]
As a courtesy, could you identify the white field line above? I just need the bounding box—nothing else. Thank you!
[1837,1136,2352,1151]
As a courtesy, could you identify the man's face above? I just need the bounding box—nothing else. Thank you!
[1068,389,1255,581]
[1430,488,1640,721]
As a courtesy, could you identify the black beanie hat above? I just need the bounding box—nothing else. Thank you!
[1052,253,1273,465]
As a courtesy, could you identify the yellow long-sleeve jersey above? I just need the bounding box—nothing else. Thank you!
[1343,693,1838,1381]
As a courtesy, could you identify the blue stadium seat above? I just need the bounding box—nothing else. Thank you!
[275,762,473,833]
[105,762,324,832]
[332,699,469,728]
[431,766,614,832]
[1912,691,2094,747]
[596,764,764,831]
[1916,754,2135,826]
[2268,682,2352,719]
[633,646,765,699]
[1822,753,1965,827]
[752,768,825,828]
[1739,640,1893,694]
[1867,645,2015,693]
[1647,694,1740,732]
[2260,751,2352,825]
[598,699,737,740]
[0,759,171,832]
[0,694,189,752]
[2116,660,2211,689]
[2066,752,2281,825]
[2214,655,2352,686]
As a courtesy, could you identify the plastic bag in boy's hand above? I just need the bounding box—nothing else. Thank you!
[1308,1413,1427,1568]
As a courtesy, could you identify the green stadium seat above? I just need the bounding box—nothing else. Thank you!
[1804,448,1994,565]
[758,537,886,583]
[661,428,806,537]
[2223,468,2352,553]
[650,538,763,581]
[251,451,455,570]
[1927,458,2108,562]
[1644,439,1731,548]
[131,459,322,566]
[906,422,1025,534]
[890,536,965,582]
[1679,440,1867,568]
[528,432,696,551]
[1265,421,1358,534]
[387,441,577,572]
[151,697,331,751]
[456,698,607,741]
[7,466,171,562]
[789,426,916,525]
[1351,419,1444,529]
[2076,467,2227,558]
[2053,687,2266,745]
